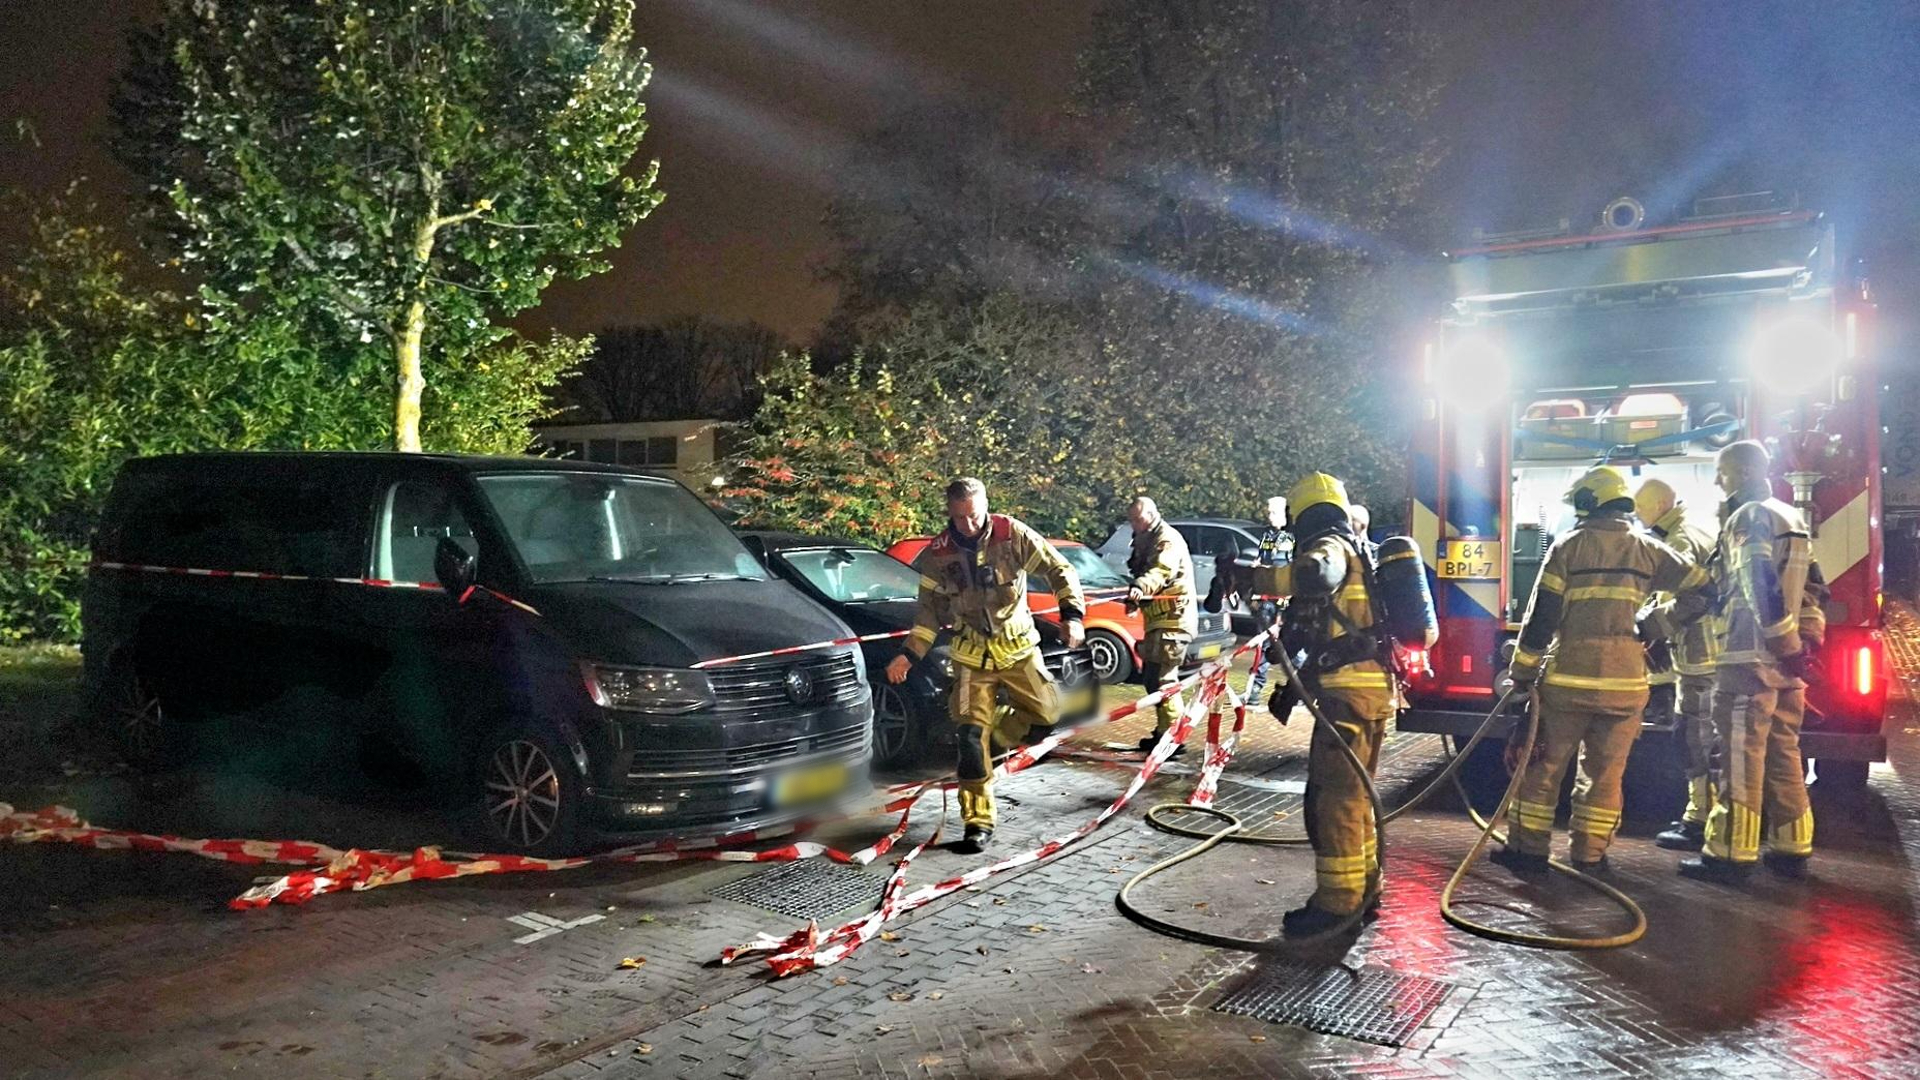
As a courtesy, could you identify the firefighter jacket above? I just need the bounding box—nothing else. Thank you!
[1641,502,1720,678]
[1709,496,1815,671]
[1127,521,1198,635]
[1510,512,1707,712]
[907,514,1086,670]
[1256,530,1391,698]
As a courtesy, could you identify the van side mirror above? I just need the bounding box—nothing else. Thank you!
[434,537,477,599]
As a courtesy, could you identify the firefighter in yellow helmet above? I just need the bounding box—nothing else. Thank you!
[887,477,1086,854]
[1632,477,1722,850]
[1496,465,1708,874]
[1257,472,1395,937]
[1125,496,1198,755]
[1674,440,1822,883]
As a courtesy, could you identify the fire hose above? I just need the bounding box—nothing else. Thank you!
[1115,646,1648,951]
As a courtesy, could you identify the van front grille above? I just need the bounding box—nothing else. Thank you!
[706,650,865,711]
[627,723,870,780]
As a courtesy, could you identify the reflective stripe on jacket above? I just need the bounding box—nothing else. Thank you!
[908,514,1085,669]
[1127,522,1198,635]
[1511,513,1706,711]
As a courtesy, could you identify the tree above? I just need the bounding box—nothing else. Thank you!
[0,185,346,641]
[116,0,664,451]
[727,295,1129,544]
[1071,0,1445,510]
[803,2,1445,525]
[557,316,786,423]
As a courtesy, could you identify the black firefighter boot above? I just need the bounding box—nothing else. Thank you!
[1282,904,1364,939]
[1489,845,1550,877]
[1654,819,1706,851]
[953,825,994,855]
[1678,854,1754,885]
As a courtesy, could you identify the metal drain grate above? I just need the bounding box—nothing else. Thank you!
[1213,961,1456,1047]
[708,860,886,920]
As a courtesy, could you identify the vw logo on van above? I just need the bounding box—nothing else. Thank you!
[782,665,816,705]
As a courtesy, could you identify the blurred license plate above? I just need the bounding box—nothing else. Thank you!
[1196,642,1224,660]
[1063,685,1096,715]
[774,761,847,806]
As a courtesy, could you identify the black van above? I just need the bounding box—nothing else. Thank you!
[82,453,873,854]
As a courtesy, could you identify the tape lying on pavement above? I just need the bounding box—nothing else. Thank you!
[719,634,1270,977]
[0,626,1275,970]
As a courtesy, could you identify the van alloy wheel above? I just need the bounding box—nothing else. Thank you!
[486,739,563,848]
[116,677,166,760]
[872,683,914,766]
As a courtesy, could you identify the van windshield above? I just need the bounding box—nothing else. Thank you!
[477,473,768,585]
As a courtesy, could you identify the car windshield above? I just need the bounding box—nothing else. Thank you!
[1029,542,1131,592]
[477,473,768,585]
[779,547,921,603]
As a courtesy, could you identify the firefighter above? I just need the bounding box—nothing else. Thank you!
[1260,473,1395,937]
[886,477,1086,854]
[1633,477,1722,850]
[1243,496,1292,710]
[1125,496,1199,755]
[1497,466,1707,874]
[1678,440,1819,883]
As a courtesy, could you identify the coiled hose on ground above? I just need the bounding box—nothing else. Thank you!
[1115,646,1648,952]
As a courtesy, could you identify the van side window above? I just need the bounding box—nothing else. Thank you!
[377,481,477,585]
[108,473,363,577]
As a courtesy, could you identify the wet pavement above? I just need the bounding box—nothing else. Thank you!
[3,616,1919,1079]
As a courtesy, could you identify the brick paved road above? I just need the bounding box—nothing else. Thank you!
[5,635,1919,1079]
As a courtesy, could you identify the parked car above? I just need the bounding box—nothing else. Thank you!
[1096,518,1268,634]
[886,536,1234,685]
[740,531,1098,767]
[83,453,873,856]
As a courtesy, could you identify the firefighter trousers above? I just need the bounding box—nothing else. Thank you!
[1303,691,1387,915]
[1511,688,1643,864]
[1675,674,1718,827]
[950,652,1058,830]
[1704,665,1813,863]
[1141,628,1192,736]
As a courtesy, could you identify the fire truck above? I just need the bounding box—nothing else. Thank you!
[1401,195,1891,791]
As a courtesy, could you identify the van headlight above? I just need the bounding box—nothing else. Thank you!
[582,663,715,714]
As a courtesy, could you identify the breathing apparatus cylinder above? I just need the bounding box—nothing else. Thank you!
[1373,536,1439,649]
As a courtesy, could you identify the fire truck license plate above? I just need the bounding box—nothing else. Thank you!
[1438,540,1500,579]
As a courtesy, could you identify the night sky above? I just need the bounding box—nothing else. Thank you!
[6,1,1918,345]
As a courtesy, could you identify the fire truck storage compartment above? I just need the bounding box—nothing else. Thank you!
[1506,389,1733,623]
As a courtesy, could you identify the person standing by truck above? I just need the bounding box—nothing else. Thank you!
[887,477,1085,854]
[1634,477,1722,851]
[1677,441,1821,883]
[1498,466,1707,873]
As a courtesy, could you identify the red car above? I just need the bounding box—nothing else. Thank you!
[885,537,1235,685]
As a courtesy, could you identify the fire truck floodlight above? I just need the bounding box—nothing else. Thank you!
[1749,316,1842,397]
[1433,336,1510,409]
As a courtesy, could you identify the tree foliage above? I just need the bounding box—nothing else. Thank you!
[740,0,1443,543]
[0,188,339,642]
[557,316,785,423]
[116,0,663,450]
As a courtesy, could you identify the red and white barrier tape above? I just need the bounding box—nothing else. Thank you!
[90,561,542,617]
[719,628,1276,976]
[2,626,1273,938]
[689,630,909,669]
